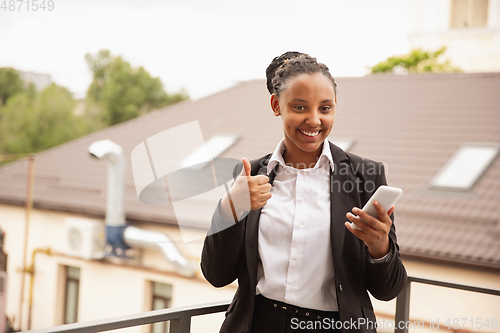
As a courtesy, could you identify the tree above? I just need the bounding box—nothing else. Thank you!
[85,49,189,126]
[0,68,25,106]
[369,47,462,74]
[0,83,83,155]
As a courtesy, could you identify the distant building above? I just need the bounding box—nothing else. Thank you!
[409,0,500,72]
[17,70,52,91]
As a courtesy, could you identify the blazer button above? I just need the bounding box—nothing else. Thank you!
[338,285,343,293]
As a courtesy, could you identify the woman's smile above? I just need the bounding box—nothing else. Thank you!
[298,129,321,137]
[298,128,321,141]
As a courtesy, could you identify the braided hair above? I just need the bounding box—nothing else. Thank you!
[265,52,337,97]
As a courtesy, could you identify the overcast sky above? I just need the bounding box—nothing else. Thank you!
[0,0,411,100]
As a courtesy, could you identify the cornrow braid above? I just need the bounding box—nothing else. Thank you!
[265,52,337,97]
[265,51,302,94]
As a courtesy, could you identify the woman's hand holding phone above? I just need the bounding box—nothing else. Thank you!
[345,202,394,259]
[344,186,402,258]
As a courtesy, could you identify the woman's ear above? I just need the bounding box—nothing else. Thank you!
[270,94,280,116]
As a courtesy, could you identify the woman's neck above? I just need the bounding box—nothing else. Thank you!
[282,143,323,169]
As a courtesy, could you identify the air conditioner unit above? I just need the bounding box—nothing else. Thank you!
[65,218,105,260]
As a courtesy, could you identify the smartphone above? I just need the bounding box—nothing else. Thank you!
[350,185,403,230]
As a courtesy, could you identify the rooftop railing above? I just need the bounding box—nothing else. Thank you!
[394,276,500,333]
[24,276,500,333]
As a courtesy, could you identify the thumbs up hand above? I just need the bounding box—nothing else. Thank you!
[219,157,272,222]
[240,157,272,211]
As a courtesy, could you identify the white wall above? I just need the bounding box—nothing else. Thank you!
[410,0,451,33]
[0,204,236,332]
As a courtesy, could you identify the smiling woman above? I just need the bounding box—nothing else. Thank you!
[201,51,407,333]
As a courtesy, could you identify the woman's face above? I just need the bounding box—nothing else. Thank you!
[272,72,336,164]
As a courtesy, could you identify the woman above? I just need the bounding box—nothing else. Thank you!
[201,52,407,333]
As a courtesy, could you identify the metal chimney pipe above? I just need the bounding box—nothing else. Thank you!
[88,140,197,277]
[123,226,197,278]
[88,140,126,226]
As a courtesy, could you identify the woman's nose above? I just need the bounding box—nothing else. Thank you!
[306,110,321,127]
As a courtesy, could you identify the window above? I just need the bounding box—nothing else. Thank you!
[151,282,173,333]
[450,0,489,28]
[63,266,80,324]
[178,134,239,169]
[430,143,499,190]
[329,138,355,152]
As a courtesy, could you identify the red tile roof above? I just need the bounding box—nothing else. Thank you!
[1,72,499,269]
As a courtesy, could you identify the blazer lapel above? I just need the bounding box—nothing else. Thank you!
[329,141,350,262]
[245,155,279,294]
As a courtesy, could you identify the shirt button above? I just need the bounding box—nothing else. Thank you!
[290,287,295,292]
[338,285,343,293]
[297,196,303,202]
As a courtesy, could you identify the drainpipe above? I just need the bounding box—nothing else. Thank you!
[18,154,35,331]
[88,140,196,277]
[27,247,52,330]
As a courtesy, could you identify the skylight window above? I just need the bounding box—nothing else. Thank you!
[329,138,355,152]
[178,134,239,169]
[430,143,499,191]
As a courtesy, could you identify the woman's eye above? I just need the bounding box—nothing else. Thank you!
[320,106,332,112]
[294,105,305,111]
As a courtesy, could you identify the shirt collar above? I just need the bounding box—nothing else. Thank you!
[266,138,335,174]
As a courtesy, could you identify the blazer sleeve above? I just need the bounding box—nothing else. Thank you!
[365,162,408,301]
[200,165,246,288]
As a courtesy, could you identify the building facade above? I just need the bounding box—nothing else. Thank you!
[409,0,500,72]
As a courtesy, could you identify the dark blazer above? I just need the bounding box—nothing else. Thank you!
[201,141,407,333]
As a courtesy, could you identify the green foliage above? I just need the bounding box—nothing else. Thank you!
[0,51,189,161]
[370,47,462,74]
[0,83,83,155]
[0,68,25,106]
[85,49,189,126]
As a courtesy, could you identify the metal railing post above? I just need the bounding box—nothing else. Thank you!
[169,314,191,333]
[394,279,411,333]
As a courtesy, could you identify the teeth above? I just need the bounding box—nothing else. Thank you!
[299,129,320,137]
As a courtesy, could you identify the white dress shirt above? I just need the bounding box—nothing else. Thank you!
[256,138,339,311]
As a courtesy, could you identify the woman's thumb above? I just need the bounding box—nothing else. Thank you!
[241,157,251,176]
